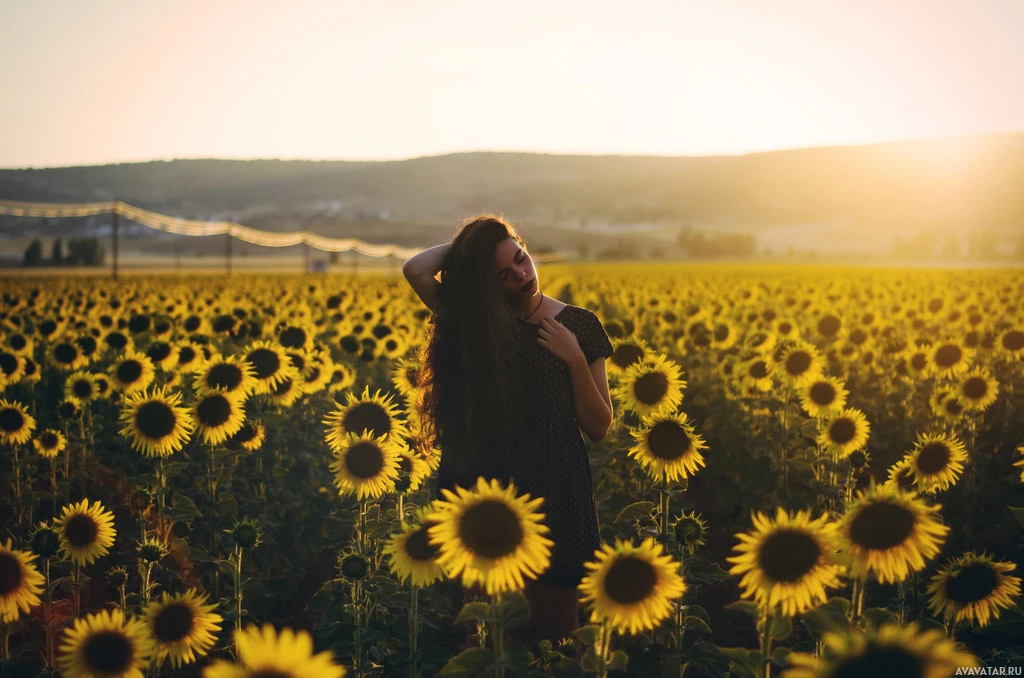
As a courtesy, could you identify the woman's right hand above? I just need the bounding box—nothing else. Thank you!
[402,243,451,311]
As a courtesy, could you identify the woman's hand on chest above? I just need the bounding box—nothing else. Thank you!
[535,317,586,367]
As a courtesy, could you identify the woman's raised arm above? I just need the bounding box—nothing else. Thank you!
[401,242,451,311]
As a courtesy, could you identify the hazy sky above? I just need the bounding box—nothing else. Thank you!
[1,0,1022,168]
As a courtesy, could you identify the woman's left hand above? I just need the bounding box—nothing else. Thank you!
[536,317,585,365]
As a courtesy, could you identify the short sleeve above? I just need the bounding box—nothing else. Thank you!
[577,309,614,366]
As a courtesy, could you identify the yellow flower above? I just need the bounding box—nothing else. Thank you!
[927,551,1022,628]
[727,508,844,617]
[956,367,999,412]
[579,537,685,635]
[427,477,553,595]
[612,353,686,418]
[904,432,968,493]
[323,386,408,446]
[798,376,849,419]
[144,588,223,668]
[817,408,870,458]
[33,429,67,459]
[383,509,446,587]
[203,623,347,678]
[109,350,156,394]
[58,498,117,566]
[193,390,247,445]
[119,387,195,457]
[0,538,45,623]
[0,398,36,446]
[58,608,154,678]
[328,430,402,500]
[627,411,707,482]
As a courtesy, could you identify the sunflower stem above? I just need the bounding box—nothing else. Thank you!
[50,456,57,516]
[596,617,611,678]
[72,561,81,618]
[233,545,244,634]
[409,585,420,678]
[12,444,22,526]
[491,593,505,678]
[43,558,54,670]
[758,605,772,678]
[897,579,905,625]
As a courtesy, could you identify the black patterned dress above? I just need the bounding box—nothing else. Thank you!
[433,304,614,588]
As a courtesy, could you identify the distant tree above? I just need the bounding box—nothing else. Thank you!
[22,239,43,267]
[52,238,64,266]
[66,237,106,266]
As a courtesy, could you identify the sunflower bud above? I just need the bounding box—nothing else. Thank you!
[231,519,261,549]
[848,450,868,469]
[339,553,370,581]
[128,489,153,513]
[137,538,168,563]
[107,565,129,587]
[30,525,61,559]
[58,399,81,420]
[171,521,190,539]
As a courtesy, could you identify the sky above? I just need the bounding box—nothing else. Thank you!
[1,0,1022,169]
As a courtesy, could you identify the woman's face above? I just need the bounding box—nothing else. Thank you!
[493,238,538,303]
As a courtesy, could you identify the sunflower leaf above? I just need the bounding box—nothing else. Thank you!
[800,597,851,639]
[861,607,898,629]
[579,646,601,672]
[608,649,629,671]
[498,592,531,628]
[614,501,656,524]
[453,601,492,625]
[718,647,764,677]
[435,647,496,677]
[683,616,712,634]
[724,600,759,618]
[573,624,601,646]
[768,612,792,640]
[170,494,203,519]
[1009,506,1024,529]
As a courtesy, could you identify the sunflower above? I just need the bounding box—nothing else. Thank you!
[297,356,333,395]
[48,336,89,371]
[383,509,446,587]
[58,498,117,566]
[775,340,824,389]
[933,391,967,424]
[928,338,974,379]
[329,430,402,500]
[58,608,154,678]
[327,362,357,393]
[0,349,26,384]
[902,345,933,380]
[709,319,740,350]
[109,350,156,394]
[627,411,707,482]
[612,353,686,418]
[0,398,36,445]
[143,588,223,668]
[203,623,347,678]
[230,420,266,452]
[390,356,422,399]
[0,538,45,623]
[839,484,949,584]
[782,621,979,678]
[579,537,685,635]
[269,376,303,408]
[798,376,849,419]
[884,458,917,493]
[817,408,871,458]
[93,373,112,399]
[904,432,968,493]
[394,445,431,493]
[193,354,257,398]
[101,328,134,354]
[1015,445,1024,482]
[193,390,247,446]
[64,370,98,405]
[323,386,408,447]
[4,331,34,357]
[33,428,67,459]
[276,322,315,351]
[607,337,654,376]
[739,355,774,392]
[996,327,1024,359]
[119,387,195,457]
[242,340,298,395]
[956,367,999,412]
[727,508,844,617]
[145,341,179,372]
[926,551,1022,628]
[427,476,554,595]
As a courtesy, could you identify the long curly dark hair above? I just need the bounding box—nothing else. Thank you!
[417,215,527,489]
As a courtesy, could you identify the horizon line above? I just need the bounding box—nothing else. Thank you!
[3,128,1021,171]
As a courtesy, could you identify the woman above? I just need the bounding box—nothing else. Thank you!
[402,214,614,647]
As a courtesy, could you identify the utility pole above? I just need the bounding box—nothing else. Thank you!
[226,220,233,276]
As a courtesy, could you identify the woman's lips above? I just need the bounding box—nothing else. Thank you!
[521,279,534,293]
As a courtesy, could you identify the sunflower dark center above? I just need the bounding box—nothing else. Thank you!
[343,403,390,438]
[250,670,291,678]
[235,423,257,443]
[817,316,841,337]
[943,561,998,604]
[894,467,914,491]
[961,377,987,401]
[178,347,196,364]
[833,646,924,678]
[748,361,769,380]
[105,332,129,349]
[248,348,281,379]
[10,335,27,350]
[785,351,812,376]
[0,407,25,433]
[136,401,177,439]
[849,501,915,551]
[1001,330,1024,352]
[406,521,440,561]
[53,343,77,363]
[634,372,669,405]
[603,555,657,604]
[184,316,202,332]
[927,298,944,313]
[713,324,730,342]
[944,399,964,416]
[647,421,692,461]
[809,382,837,406]
[73,380,93,398]
[910,353,928,371]
[933,344,962,368]
[849,329,868,346]
[41,431,59,447]
[344,442,384,479]
[757,528,821,583]
[116,360,144,384]
[147,343,172,362]
[65,514,99,548]
[0,353,17,376]
[83,630,133,674]
[198,395,232,427]
[612,345,644,369]
[916,442,951,475]
[128,315,152,334]
[278,327,307,348]
[828,418,856,445]
[154,602,195,643]
[458,499,523,559]
[39,320,58,336]
[0,552,22,595]
[212,316,236,333]
[207,364,243,390]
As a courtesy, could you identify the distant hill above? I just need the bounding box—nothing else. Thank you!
[1,132,1022,258]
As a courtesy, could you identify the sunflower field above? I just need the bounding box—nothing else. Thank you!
[1,263,1023,678]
